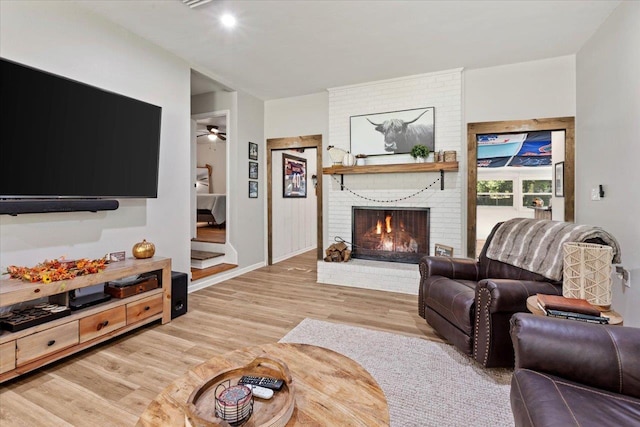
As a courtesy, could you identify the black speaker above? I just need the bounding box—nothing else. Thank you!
[171,271,188,319]
[0,199,119,215]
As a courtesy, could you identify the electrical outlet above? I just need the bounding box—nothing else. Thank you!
[591,188,601,201]
[616,266,631,288]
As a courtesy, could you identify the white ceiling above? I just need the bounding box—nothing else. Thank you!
[77,0,620,100]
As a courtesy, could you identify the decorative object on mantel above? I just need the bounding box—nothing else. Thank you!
[563,242,614,308]
[355,154,368,166]
[342,151,356,167]
[4,257,108,283]
[132,239,156,259]
[327,145,348,165]
[350,106,435,156]
[444,150,457,162]
[410,144,431,163]
[324,242,351,262]
[435,150,444,162]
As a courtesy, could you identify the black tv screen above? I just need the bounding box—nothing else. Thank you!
[0,58,162,198]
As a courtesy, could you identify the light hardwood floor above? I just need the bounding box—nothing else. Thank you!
[0,250,441,426]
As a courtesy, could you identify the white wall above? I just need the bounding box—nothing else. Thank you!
[465,55,576,123]
[192,90,266,269]
[271,149,318,263]
[265,92,329,260]
[236,91,266,266]
[197,140,227,194]
[576,1,640,326]
[0,1,191,273]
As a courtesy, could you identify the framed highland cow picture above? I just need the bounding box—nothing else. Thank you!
[350,107,435,157]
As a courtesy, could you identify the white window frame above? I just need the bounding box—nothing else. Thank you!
[477,167,553,214]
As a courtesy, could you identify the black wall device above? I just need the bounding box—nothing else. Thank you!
[171,271,188,319]
[0,199,119,215]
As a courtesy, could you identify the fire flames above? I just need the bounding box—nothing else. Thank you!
[370,215,417,253]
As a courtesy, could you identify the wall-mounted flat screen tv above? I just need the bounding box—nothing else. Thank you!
[0,58,162,198]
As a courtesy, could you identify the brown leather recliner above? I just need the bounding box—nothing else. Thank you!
[418,222,563,367]
[510,313,640,426]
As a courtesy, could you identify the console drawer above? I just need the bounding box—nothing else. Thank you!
[79,306,126,343]
[16,321,79,366]
[0,341,16,374]
[127,294,163,324]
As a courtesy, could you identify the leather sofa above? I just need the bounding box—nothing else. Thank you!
[510,313,640,426]
[418,222,563,367]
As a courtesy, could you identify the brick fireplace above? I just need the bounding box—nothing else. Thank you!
[318,68,462,295]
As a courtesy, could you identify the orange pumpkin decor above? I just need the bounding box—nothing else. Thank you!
[132,239,155,259]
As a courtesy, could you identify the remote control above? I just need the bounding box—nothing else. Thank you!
[241,383,274,400]
[238,375,284,391]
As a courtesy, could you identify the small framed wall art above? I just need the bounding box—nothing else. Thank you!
[249,161,258,179]
[283,153,307,198]
[434,243,454,257]
[249,142,258,160]
[249,181,258,198]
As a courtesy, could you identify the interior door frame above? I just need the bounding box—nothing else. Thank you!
[467,117,575,258]
[191,109,230,241]
[267,134,323,265]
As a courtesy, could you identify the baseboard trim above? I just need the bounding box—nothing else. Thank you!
[272,246,316,265]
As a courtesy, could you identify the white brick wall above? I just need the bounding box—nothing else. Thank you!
[318,69,463,294]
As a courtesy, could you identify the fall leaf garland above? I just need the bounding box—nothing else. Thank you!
[4,257,108,283]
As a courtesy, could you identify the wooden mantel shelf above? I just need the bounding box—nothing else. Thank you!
[322,161,459,175]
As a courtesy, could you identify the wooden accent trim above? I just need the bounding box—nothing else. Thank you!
[267,135,323,265]
[323,162,458,175]
[467,117,575,258]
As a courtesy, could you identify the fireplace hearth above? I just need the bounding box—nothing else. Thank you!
[352,207,430,264]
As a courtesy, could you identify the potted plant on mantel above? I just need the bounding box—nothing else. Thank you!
[410,144,430,163]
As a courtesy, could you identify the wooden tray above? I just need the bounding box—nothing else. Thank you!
[185,355,295,427]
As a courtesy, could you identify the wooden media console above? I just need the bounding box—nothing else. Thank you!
[0,257,171,382]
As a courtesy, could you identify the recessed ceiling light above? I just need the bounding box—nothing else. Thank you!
[220,13,236,29]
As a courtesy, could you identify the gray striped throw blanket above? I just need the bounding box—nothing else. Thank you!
[485,218,621,281]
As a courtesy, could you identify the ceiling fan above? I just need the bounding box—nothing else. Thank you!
[197,125,227,141]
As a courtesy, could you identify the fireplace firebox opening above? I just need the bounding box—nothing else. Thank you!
[351,207,430,264]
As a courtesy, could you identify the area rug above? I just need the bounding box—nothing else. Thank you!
[280,319,513,427]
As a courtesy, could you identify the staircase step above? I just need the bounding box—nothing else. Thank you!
[191,250,224,261]
[191,241,225,253]
[191,263,237,281]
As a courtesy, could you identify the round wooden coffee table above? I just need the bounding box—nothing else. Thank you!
[136,343,389,426]
[526,295,623,325]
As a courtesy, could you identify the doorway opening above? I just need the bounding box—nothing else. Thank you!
[190,111,230,275]
[266,135,323,265]
[467,117,575,258]
[193,115,227,244]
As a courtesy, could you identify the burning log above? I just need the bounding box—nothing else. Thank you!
[324,242,351,262]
